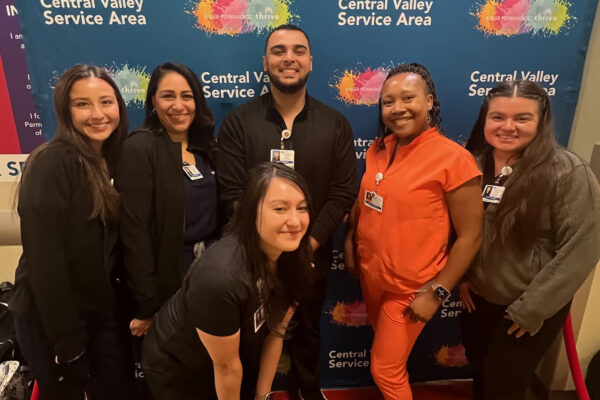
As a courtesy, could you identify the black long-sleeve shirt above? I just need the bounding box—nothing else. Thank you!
[216,92,357,255]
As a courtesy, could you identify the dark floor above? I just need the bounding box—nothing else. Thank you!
[271,381,579,400]
[272,381,472,399]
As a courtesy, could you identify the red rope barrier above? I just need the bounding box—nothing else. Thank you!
[30,380,39,400]
[563,312,590,400]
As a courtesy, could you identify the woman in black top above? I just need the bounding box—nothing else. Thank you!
[116,62,219,337]
[9,64,133,399]
[142,162,314,400]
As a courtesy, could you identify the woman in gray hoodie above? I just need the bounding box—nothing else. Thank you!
[460,80,600,400]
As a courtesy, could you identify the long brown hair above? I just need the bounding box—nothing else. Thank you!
[227,163,313,333]
[143,62,215,160]
[465,80,558,249]
[20,64,128,222]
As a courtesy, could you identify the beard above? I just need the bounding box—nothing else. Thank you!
[267,70,310,95]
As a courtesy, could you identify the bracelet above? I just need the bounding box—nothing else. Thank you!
[269,329,286,339]
[255,392,273,400]
[55,350,84,365]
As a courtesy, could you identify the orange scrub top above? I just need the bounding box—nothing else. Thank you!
[356,128,481,294]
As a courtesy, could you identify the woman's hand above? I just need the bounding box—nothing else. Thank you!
[458,281,476,313]
[130,318,153,336]
[504,315,530,338]
[403,291,441,323]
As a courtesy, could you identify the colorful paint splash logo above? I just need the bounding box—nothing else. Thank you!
[48,64,150,108]
[329,301,369,327]
[188,0,297,36]
[472,0,574,36]
[434,344,468,368]
[331,66,389,106]
[108,64,150,107]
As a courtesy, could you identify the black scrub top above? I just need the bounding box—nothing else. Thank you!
[150,234,270,398]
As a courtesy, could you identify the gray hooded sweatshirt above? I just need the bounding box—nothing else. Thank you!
[467,148,600,334]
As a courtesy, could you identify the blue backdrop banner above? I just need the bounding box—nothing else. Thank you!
[14,0,599,388]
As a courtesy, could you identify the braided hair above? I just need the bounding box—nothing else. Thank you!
[377,63,442,150]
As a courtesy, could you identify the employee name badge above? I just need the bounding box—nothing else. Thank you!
[254,304,266,333]
[270,149,295,169]
[482,184,505,204]
[183,164,203,181]
[364,190,383,212]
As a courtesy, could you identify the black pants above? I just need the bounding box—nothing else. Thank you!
[15,308,133,400]
[141,327,217,400]
[460,293,570,400]
[289,255,329,392]
[132,336,152,400]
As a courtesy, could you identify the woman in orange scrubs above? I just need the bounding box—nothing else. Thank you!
[344,63,483,400]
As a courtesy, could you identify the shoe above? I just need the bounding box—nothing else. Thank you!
[298,387,328,400]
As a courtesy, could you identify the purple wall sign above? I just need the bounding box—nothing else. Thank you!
[0,0,45,154]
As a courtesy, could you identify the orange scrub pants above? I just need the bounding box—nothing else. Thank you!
[361,272,425,400]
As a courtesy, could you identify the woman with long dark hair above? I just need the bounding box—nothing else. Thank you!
[141,162,313,400]
[9,64,133,399]
[460,80,600,400]
[344,63,483,399]
[116,62,219,337]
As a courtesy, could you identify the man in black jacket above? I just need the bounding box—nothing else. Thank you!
[216,24,357,400]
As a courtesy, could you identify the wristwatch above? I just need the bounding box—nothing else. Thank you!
[431,282,451,301]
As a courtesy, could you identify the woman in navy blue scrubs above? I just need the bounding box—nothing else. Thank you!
[116,62,219,337]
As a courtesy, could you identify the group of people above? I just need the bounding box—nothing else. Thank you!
[344,63,600,400]
[8,23,600,400]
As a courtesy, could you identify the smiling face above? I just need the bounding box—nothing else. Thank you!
[263,29,313,95]
[152,71,196,137]
[256,177,309,262]
[484,96,540,157]
[69,77,120,152]
[380,72,433,145]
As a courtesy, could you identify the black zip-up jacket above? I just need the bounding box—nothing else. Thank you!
[116,128,216,319]
[10,142,115,362]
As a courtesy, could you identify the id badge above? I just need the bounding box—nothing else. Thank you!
[482,184,505,204]
[364,190,383,212]
[270,149,295,169]
[254,304,266,333]
[183,164,203,181]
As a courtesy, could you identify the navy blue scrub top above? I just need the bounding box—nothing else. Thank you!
[182,153,218,273]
